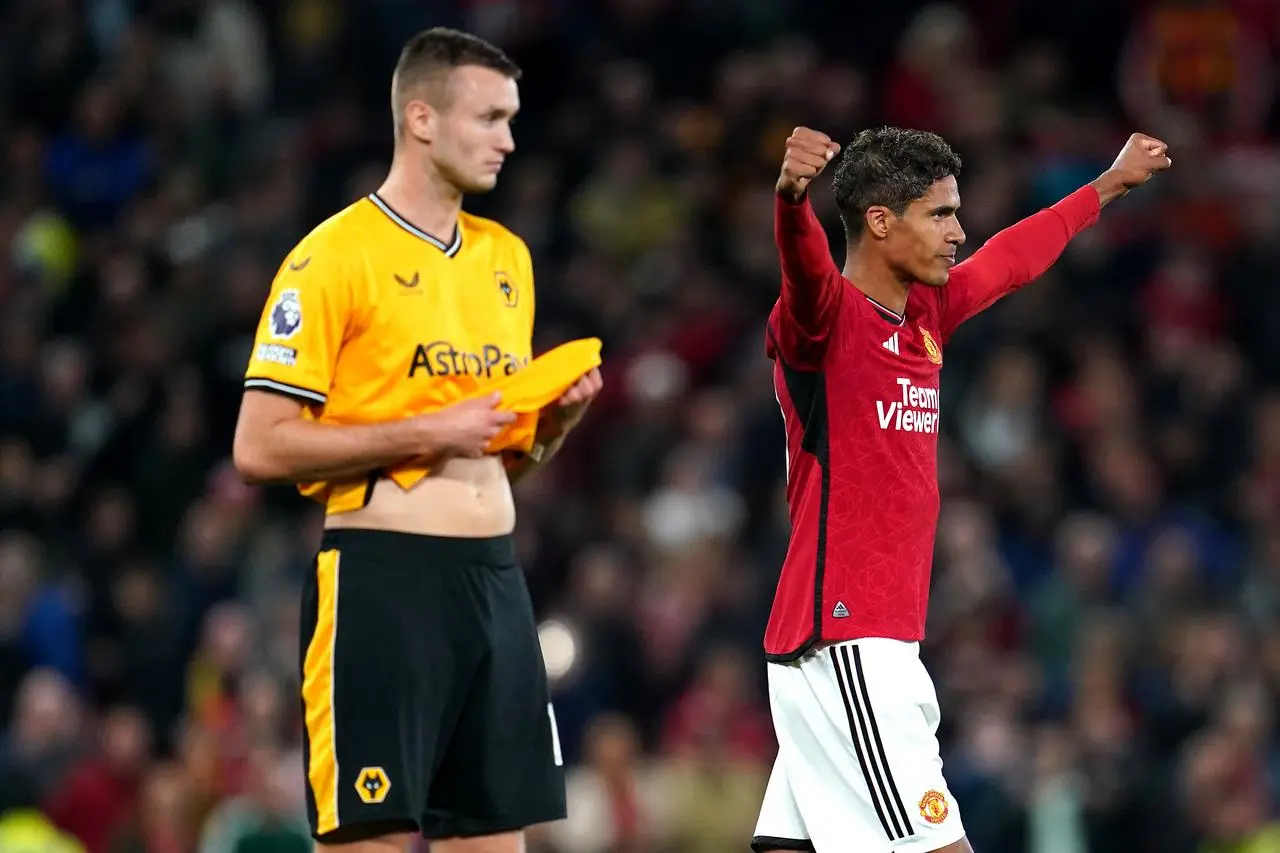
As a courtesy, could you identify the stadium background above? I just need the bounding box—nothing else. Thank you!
[1,0,1279,851]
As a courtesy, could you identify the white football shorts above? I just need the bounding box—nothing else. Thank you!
[752,638,965,852]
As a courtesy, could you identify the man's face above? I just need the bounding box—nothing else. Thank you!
[424,65,519,194]
[883,175,966,287]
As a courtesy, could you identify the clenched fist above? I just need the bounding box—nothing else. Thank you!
[1093,133,1172,206]
[777,127,842,203]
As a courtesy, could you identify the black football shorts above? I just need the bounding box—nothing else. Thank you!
[299,528,566,842]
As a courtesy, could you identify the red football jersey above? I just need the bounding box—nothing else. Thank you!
[764,187,1100,660]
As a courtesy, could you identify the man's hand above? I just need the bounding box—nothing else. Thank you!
[1092,133,1172,207]
[777,127,841,203]
[419,393,517,459]
[505,368,604,482]
[542,367,603,438]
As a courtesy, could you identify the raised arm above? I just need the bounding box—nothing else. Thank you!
[939,132,1173,340]
[770,127,846,370]
[937,185,1099,340]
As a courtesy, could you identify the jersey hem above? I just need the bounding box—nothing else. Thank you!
[751,835,815,852]
[764,635,818,663]
[766,628,928,661]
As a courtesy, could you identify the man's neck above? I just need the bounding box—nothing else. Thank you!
[843,248,912,317]
[376,157,464,242]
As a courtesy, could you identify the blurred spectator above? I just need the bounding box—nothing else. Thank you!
[0,801,86,853]
[0,532,84,692]
[0,669,85,804]
[44,80,152,232]
[43,704,151,853]
[539,713,668,853]
[196,744,308,853]
[660,644,773,763]
[109,760,200,853]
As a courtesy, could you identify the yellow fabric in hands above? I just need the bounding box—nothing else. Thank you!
[311,337,601,515]
[387,336,601,486]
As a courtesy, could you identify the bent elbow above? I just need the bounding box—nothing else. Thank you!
[232,436,281,485]
[232,452,273,486]
[235,391,307,484]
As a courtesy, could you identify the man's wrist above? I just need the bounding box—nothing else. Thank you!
[1089,171,1129,208]
[540,404,586,440]
[776,182,807,205]
[382,414,439,459]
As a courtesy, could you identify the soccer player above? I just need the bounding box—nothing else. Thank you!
[752,126,1171,853]
[231,28,602,853]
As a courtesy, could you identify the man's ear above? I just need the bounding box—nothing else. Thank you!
[402,98,438,145]
[865,206,892,240]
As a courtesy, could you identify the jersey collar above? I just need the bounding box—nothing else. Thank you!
[865,295,906,326]
[367,193,463,257]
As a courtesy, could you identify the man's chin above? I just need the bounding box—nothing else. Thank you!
[920,269,950,287]
[460,174,500,195]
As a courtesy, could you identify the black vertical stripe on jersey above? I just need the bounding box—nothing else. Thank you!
[779,369,829,467]
[830,646,896,840]
[851,645,914,835]
[767,323,831,663]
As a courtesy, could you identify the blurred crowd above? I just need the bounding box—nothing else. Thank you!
[1,0,1280,851]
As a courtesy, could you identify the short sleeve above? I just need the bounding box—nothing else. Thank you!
[243,246,351,406]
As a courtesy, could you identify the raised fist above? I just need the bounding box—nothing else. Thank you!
[1108,133,1173,189]
[1093,133,1173,205]
[777,127,841,203]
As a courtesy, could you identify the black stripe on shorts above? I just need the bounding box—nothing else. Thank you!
[830,645,915,841]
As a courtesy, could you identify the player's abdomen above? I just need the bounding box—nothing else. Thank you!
[325,456,516,537]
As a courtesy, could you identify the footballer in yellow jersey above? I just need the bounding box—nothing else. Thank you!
[243,194,600,514]
[244,194,537,426]
[232,28,599,853]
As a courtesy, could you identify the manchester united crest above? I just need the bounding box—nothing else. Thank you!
[919,327,942,365]
[919,790,949,824]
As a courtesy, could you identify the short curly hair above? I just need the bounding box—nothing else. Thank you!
[831,127,962,236]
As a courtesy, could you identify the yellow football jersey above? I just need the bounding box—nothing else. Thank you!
[244,193,577,514]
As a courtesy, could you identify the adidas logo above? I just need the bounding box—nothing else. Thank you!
[832,601,849,618]
[882,333,900,355]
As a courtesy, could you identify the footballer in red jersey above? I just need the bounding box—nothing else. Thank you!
[753,127,1171,853]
